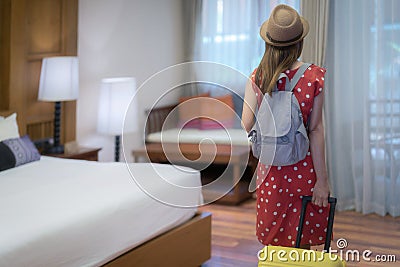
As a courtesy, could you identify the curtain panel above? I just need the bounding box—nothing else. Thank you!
[300,0,330,67]
[326,0,400,217]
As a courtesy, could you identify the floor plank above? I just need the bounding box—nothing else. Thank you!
[199,199,400,266]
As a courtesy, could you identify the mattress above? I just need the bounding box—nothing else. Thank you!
[0,156,202,267]
[146,128,250,146]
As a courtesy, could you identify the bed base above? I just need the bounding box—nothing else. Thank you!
[103,212,212,267]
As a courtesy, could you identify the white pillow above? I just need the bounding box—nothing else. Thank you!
[0,113,20,141]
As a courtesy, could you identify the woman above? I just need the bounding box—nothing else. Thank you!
[242,4,330,248]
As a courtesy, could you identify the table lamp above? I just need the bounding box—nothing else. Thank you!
[38,56,79,154]
[97,77,136,162]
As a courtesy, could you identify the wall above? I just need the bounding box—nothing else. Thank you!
[78,0,185,162]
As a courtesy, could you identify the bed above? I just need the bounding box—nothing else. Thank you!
[146,127,250,146]
[144,103,250,146]
[142,102,257,205]
[0,111,211,267]
[0,156,210,267]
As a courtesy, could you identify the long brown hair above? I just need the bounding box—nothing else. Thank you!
[255,41,303,96]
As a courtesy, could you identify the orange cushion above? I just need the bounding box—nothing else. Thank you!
[199,94,235,129]
[178,93,210,128]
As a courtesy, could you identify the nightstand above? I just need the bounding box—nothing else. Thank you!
[45,147,101,161]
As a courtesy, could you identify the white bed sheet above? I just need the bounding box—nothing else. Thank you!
[146,128,250,146]
[0,156,202,267]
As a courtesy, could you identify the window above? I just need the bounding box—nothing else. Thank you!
[369,0,400,141]
[195,0,300,76]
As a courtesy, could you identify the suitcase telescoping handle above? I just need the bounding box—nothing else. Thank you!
[295,196,337,251]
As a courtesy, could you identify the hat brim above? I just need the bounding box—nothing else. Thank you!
[260,16,309,47]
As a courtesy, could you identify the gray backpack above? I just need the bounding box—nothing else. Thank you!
[249,63,311,166]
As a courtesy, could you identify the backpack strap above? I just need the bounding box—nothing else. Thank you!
[286,63,312,92]
[273,72,290,92]
[274,63,312,92]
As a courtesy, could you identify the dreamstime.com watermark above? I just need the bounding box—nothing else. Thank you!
[257,238,397,263]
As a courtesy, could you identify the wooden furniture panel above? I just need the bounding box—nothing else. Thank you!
[26,61,43,115]
[8,0,26,128]
[0,0,11,110]
[1,0,77,143]
[45,147,101,161]
[104,212,212,267]
[27,0,62,56]
[26,119,53,141]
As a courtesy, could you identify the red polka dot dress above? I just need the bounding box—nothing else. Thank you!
[251,64,329,247]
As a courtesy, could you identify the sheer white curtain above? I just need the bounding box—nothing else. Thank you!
[183,0,300,120]
[326,0,400,216]
[188,0,300,89]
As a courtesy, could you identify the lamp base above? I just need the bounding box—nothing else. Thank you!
[115,135,120,162]
[45,145,64,154]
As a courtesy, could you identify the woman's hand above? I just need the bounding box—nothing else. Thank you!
[308,91,330,208]
[312,179,330,207]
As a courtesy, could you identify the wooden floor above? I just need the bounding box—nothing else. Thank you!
[199,198,400,267]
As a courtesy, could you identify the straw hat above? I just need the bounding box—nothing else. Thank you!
[260,4,309,47]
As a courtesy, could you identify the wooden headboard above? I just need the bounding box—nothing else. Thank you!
[0,0,78,143]
[25,115,54,142]
[0,110,14,117]
[0,109,52,141]
[145,104,177,136]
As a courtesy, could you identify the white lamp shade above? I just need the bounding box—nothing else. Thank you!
[38,57,79,101]
[97,77,137,135]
